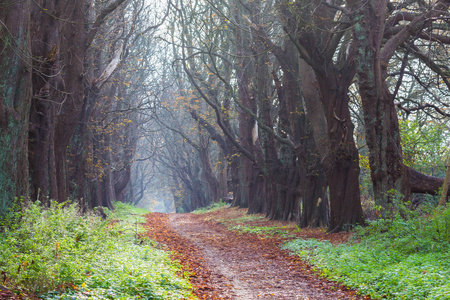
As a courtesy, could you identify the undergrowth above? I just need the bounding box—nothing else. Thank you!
[0,201,194,299]
[283,205,450,299]
[192,200,229,214]
[223,214,265,224]
[229,224,295,238]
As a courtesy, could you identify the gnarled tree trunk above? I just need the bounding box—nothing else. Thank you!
[299,59,364,232]
[352,0,409,207]
[0,0,32,211]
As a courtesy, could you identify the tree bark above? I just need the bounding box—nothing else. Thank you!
[439,164,450,206]
[298,58,363,231]
[218,150,229,199]
[198,135,220,203]
[0,0,32,210]
[53,0,86,202]
[29,0,64,203]
[273,0,364,231]
[233,6,262,210]
[351,0,409,207]
[317,71,364,232]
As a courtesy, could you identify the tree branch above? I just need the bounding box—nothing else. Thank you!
[381,0,450,63]
[85,0,129,49]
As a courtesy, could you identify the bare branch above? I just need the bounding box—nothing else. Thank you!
[381,0,450,63]
[86,0,129,49]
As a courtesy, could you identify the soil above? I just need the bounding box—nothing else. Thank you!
[144,208,371,300]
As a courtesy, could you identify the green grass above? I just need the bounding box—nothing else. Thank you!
[109,201,149,224]
[192,200,229,214]
[224,214,265,224]
[283,207,450,299]
[0,201,195,299]
[229,224,295,238]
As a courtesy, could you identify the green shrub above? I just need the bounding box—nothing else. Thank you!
[229,224,295,238]
[283,206,450,299]
[0,201,194,299]
[192,200,229,214]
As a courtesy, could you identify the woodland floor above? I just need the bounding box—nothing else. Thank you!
[144,207,371,300]
[0,207,371,299]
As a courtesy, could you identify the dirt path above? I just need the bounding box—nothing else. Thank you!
[144,212,369,300]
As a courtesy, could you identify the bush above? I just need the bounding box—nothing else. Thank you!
[283,206,450,299]
[0,201,194,299]
[192,200,229,214]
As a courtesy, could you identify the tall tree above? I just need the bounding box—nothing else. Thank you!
[250,19,329,226]
[276,0,364,231]
[0,0,33,212]
[350,0,450,207]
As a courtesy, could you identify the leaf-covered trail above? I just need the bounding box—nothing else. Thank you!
[144,211,369,300]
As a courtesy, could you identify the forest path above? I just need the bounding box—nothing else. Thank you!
[144,210,369,300]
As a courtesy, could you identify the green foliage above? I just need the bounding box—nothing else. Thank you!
[0,201,194,299]
[192,200,229,214]
[106,202,149,225]
[229,224,295,238]
[400,119,449,175]
[221,214,265,224]
[283,206,450,299]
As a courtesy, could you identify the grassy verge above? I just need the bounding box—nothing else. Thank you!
[228,224,296,238]
[195,203,450,299]
[195,206,302,239]
[283,207,450,299]
[191,201,229,214]
[0,201,195,299]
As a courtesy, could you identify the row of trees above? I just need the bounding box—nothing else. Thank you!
[0,0,164,211]
[141,0,450,232]
[1,0,449,232]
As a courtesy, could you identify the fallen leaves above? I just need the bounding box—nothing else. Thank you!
[144,213,233,299]
[143,210,371,300]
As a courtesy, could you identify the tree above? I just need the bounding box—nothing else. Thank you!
[169,0,319,224]
[350,0,450,207]
[26,0,129,206]
[249,14,329,226]
[275,0,364,231]
[0,0,32,212]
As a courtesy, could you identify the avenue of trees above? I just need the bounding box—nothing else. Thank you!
[1,0,449,232]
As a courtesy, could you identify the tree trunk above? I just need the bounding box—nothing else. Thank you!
[28,0,64,203]
[439,163,450,206]
[282,44,328,226]
[218,150,229,199]
[299,67,363,232]
[235,74,261,210]
[350,0,450,207]
[266,66,301,222]
[52,0,86,203]
[409,167,450,196]
[198,135,220,203]
[352,0,409,208]
[298,59,363,232]
[232,0,262,211]
[0,0,32,211]
[188,109,242,208]
[298,131,329,228]
[320,73,364,232]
